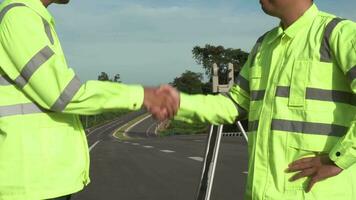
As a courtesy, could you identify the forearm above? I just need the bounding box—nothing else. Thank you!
[175,93,246,125]
[63,81,144,115]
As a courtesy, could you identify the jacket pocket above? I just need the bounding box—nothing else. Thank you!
[284,133,342,192]
[288,60,310,108]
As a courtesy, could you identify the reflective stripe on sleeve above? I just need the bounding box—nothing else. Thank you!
[235,74,250,93]
[0,75,13,86]
[14,46,55,88]
[50,75,82,112]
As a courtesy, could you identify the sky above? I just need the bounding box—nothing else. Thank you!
[5,0,356,85]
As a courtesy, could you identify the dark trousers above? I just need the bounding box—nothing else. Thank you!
[48,195,71,200]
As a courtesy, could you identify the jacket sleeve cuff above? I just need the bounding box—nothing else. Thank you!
[329,141,356,170]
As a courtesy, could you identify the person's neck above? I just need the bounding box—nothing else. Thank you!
[280,2,313,29]
[41,0,52,8]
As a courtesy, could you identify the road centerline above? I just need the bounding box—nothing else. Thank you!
[160,150,175,153]
[188,157,204,162]
[89,140,101,152]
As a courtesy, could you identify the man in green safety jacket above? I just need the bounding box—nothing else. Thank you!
[160,0,356,199]
[0,0,178,199]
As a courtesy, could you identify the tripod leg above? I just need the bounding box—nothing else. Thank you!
[237,121,248,142]
[196,124,223,200]
[205,125,224,200]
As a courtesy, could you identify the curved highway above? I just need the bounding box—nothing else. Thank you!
[72,112,248,200]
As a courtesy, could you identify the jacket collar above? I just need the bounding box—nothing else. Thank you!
[268,4,319,44]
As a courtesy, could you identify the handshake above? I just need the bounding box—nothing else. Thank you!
[143,85,180,121]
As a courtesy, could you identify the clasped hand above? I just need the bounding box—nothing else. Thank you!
[143,85,180,121]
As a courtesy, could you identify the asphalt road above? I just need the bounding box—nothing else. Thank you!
[72,112,248,200]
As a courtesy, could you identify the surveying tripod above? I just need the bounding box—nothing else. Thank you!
[195,63,248,200]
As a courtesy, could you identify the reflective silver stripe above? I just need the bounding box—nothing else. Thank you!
[0,3,26,23]
[0,103,46,117]
[42,18,54,45]
[249,121,259,132]
[223,93,248,121]
[251,32,269,66]
[0,3,54,45]
[347,65,356,83]
[320,18,345,62]
[276,86,356,106]
[275,86,290,97]
[271,119,348,137]
[14,46,55,88]
[0,75,13,86]
[251,90,265,101]
[50,75,82,112]
[235,74,250,93]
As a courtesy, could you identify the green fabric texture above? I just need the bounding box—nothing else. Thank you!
[0,0,144,199]
[177,4,356,200]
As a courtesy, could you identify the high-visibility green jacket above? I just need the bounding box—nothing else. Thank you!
[0,0,143,199]
[177,4,356,200]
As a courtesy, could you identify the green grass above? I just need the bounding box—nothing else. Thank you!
[113,113,151,140]
[159,120,209,136]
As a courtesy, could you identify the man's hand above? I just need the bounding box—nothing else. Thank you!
[143,85,180,121]
[287,155,343,192]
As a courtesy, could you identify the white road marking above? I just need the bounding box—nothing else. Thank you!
[194,140,204,142]
[132,143,140,146]
[242,171,248,174]
[160,150,175,153]
[188,157,204,162]
[89,140,101,152]
[124,142,130,144]
[112,114,151,139]
[86,119,121,136]
[124,114,152,136]
[143,145,154,148]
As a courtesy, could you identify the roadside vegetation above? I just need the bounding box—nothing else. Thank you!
[158,120,209,136]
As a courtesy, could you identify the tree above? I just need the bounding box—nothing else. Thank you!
[192,44,249,80]
[98,72,109,81]
[171,70,204,94]
[113,74,121,83]
[97,72,121,83]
